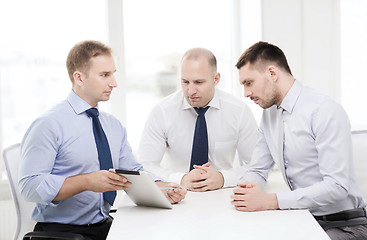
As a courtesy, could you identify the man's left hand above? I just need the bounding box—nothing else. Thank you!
[230,182,279,212]
[190,162,224,192]
[155,181,187,204]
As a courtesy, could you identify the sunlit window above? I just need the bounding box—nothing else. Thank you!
[340,0,367,130]
[0,0,263,180]
[0,0,109,149]
[123,0,258,148]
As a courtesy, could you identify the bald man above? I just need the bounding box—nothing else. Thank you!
[138,48,258,192]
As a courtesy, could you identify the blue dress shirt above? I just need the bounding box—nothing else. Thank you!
[19,90,152,225]
[242,80,366,215]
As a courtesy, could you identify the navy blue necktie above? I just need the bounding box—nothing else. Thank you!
[86,108,116,206]
[190,106,210,171]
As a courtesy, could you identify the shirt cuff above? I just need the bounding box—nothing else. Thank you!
[147,171,162,182]
[220,169,239,188]
[239,172,267,189]
[168,172,186,185]
[36,174,66,205]
[276,191,298,209]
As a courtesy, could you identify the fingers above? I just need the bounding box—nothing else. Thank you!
[233,206,252,212]
[189,185,209,192]
[202,162,211,167]
[156,181,187,203]
[181,170,207,190]
[193,162,210,171]
[184,169,206,181]
[232,187,247,195]
[189,168,206,175]
[186,171,223,191]
[166,187,187,203]
[189,177,218,192]
[231,200,257,212]
[105,171,131,190]
[159,183,187,204]
[186,175,210,191]
[237,181,257,188]
[230,185,249,210]
[232,184,255,197]
[230,190,250,212]
[168,182,179,188]
[108,171,128,182]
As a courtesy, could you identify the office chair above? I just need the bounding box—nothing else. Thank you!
[351,130,367,202]
[3,143,85,240]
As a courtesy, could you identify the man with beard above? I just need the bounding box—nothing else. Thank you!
[231,41,367,239]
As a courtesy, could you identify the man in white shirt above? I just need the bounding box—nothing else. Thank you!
[231,41,367,239]
[138,48,258,191]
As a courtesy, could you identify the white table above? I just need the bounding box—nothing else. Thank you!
[107,188,330,240]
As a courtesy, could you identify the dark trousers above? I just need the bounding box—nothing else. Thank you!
[33,216,113,240]
[315,208,367,240]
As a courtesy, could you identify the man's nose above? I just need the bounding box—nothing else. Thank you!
[244,87,251,98]
[110,75,118,88]
[188,84,196,95]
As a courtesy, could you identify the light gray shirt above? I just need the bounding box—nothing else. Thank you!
[138,89,258,187]
[242,80,366,215]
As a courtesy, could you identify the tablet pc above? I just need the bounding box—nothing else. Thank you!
[110,169,172,209]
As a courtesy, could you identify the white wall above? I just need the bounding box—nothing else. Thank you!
[108,0,128,125]
[261,0,340,101]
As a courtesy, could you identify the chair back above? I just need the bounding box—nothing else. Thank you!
[351,130,367,202]
[3,143,36,240]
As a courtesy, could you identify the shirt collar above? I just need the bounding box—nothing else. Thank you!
[67,90,98,115]
[182,89,220,110]
[279,80,303,114]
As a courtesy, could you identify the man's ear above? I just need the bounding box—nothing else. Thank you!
[73,71,84,86]
[267,66,278,82]
[214,72,221,86]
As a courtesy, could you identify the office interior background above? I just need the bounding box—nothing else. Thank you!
[0,0,366,238]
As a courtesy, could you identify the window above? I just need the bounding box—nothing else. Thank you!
[122,0,262,148]
[0,0,262,177]
[340,0,367,130]
[0,0,109,147]
[0,0,109,177]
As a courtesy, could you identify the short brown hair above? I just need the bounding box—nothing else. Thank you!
[236,41,292,75]
[66,40,112,82]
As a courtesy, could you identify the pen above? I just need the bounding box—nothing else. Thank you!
[159,186,184,190]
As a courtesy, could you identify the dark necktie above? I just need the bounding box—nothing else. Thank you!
[86,108,116,206]
[190,106,210,171]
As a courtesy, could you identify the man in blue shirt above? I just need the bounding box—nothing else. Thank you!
[19,40,186,239]
[231,41,367,239]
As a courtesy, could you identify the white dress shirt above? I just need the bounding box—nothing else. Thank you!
[242,80,366,215]
[138,88,258,187]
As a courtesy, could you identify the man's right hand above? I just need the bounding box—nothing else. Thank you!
[86,170,131,192]
[53,170,131,202]
[180,162,209,191]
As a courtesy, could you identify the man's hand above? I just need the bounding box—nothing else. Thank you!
[230,182,279,212]
[155,181,187,204]
[181,162,224,192]
[86,170,132,192]
[53,170,131,202]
